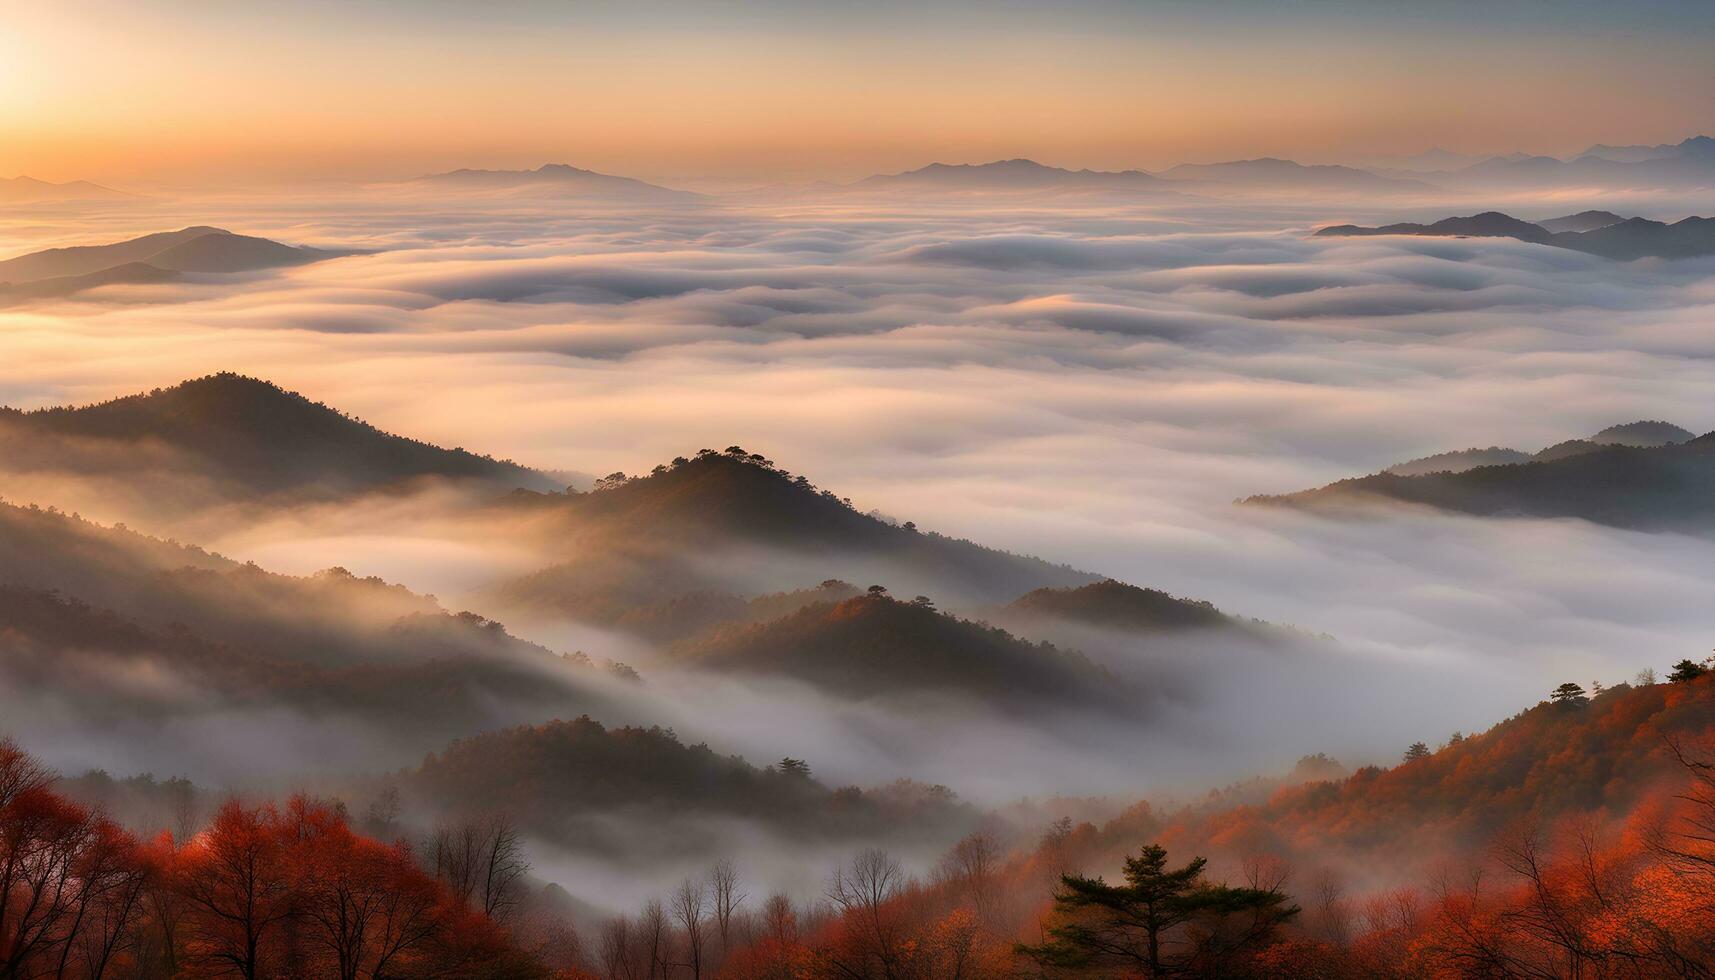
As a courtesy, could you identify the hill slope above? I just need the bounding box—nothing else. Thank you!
[495,451,1098,612]
[402,715,974,853]
[1000,579,1234,632]
[667,592,1126,711]
[0,226,338,285]
[0,373,560,507]
[1249,431,1715,530]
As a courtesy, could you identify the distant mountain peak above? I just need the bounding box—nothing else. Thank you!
[858,159,1164,193]
[409,163,700,201]
[1590,420,1694,448]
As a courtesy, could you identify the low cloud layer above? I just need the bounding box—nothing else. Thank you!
[4,189,1715,804]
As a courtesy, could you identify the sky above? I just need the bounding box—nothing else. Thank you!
[6,0,1715,185]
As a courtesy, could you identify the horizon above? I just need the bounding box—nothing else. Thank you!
[8,0,1715,185]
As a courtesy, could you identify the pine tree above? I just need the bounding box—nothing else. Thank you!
[1017,843,1297,975]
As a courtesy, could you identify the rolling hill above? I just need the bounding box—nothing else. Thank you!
[0,226,340,289]
[403,715,972,846]
[0,501,628,768]
[666,591,1127,712]
[0,373,560,507]
[1000,579,1234,633]
[495,450,1099,613]
[1248,422,1715,530]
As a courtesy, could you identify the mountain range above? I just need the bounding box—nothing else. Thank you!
[1315,210,1715,260]
[1435,135,1715,189]
[857,159,1170,194]
[1161,157,1431,193]
[1248,420,1715,531]
[0,226,345,301]
[2,374,1277,740]
[408,163,703,202]
[0,175,133,203]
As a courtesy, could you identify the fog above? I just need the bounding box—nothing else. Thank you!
[4,182,1715,909]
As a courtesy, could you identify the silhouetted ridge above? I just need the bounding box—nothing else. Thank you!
[1316,211,1715,260]
[404,716,972,850]
[1592,420,1694,447]
[499,450,1097,608]
[1005,579,1231,631]
[1,373,558,498]
[1248,423,1715,531]
[670,592,1125,710]
[1538,210,1625,233]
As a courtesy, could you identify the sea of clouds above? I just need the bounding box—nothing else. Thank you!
[4,186,1715,797]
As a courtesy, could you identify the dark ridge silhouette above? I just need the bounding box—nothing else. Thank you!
[404,716,973,851]
[596,579,864,644]
[1538,209,1625,233]
[857,159,1168,194]
[1591,420,1695,447]
[1247,429,1715,531]
[0,500,627,678]
[1315,211,1553,243]
[667,592,1126,711]
[1385,447,1533,477]
[497,450,1099,610]
[410,163,702,202]
[0,261,179,302]
[0,583,615,749]
[1559,216,1715,260]
[0,372,560,502]
[1316,211,1715,260]
[1002,579,1233,632]
[0,226,340,285]
[0,504,626,756]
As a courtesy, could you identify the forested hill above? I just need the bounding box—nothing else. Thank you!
[0,373,560,504]
[1002,579,1233,632]
[497,450,1099,609]
[1249,430,1715,530]
[402,715,976,849]
[667,591,1128,712]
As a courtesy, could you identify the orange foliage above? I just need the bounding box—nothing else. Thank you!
[0,737,552,980]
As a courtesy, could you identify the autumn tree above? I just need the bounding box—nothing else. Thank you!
[176,799,300,980]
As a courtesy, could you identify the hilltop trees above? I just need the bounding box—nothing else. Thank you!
[1672,658,1710,683]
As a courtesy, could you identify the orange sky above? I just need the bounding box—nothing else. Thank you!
[5,0,1714,185]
